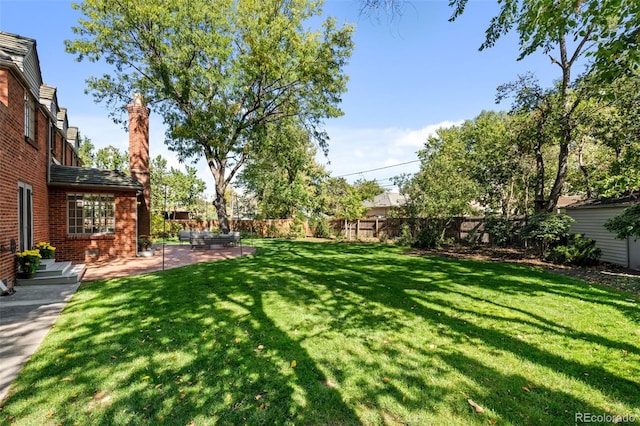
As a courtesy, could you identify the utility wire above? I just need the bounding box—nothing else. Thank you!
[335,160,420,178]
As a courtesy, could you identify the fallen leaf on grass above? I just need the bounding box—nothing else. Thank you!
[522,386,530,392]
[290,360,297,368]
[382,377,390,383]
[468,399,485,413]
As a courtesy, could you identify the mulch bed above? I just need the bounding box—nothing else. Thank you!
[411,245,640,297]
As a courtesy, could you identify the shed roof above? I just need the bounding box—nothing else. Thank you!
[49,164,143,191]
[566,192,640,209]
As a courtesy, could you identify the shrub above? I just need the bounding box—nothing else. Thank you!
[396,223,414,246]
[413,226,443,249]
[484,216,515,247]
[546,234,601,266]
[309,216,332,238]
[517,213,574,257]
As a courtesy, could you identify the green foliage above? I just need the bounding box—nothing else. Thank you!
[413,224,443,249]
[604,203,640,240]
[309,215,332,238]
[397,125,480,219]
[150,213,183,238]
[77,135,95,167]
[518,213,574,257]
[287,212,307,239]
[546,234,601,266]
[237,120,328,219]
[396,222,414,247]
[449,0,640,81]
[484,216,516,247]
[94,145,129,171]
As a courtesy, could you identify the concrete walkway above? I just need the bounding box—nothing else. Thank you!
[0,283,79,402]
[0,243,255,403]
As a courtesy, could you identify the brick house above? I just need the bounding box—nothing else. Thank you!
[0,31,151,290]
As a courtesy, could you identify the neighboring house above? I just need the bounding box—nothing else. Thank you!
[0,31,151,288]
[362,192,406,218]
[566,193,640,270]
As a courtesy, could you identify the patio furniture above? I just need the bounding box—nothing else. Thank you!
[190,232,241,249]
[178,230,192,243]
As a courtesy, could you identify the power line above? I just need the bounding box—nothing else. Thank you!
[335,160,421,178]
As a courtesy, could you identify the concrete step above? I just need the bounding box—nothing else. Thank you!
[17,263,86,286]
[36,261,72,277]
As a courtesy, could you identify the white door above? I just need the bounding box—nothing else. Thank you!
[18,182,33,252]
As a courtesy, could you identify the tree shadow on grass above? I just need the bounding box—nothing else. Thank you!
[1,258,360,425]
[2,239,639,425]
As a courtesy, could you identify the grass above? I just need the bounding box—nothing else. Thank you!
[1,239,639,425]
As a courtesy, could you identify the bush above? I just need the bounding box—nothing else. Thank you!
[310,216,332,238]
[517,213,574,257]
[546,234,601,266]
[484,216,515,247]
[396,223,414,246]
[413,226,443,249]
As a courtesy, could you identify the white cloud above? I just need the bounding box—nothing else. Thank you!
[322,120,464,189]
[394,120,464,148]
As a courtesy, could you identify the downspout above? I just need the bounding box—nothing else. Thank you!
[135,190,141,255]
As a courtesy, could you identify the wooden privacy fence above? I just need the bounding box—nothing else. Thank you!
[166,216,527,244]
[329,216,527,243]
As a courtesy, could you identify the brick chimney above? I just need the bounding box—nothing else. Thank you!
[127,93,151,238]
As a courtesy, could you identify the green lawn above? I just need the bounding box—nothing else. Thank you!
[2,240,639,425]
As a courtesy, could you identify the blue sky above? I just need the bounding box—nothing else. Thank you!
[0,0,573,194]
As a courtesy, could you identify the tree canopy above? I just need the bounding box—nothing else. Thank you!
[67,0,354,232]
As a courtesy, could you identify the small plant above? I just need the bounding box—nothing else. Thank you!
[484,216,515,247]
[396,223,414,246]
[16,249,42,273]
[413,224,443,249]
[546,234,601,266]
[35,241,56,259]
[517,213,574,258]
[137,235,153,251]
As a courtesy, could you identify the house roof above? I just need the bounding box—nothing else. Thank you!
[566,192,640,209]
[363,192,407,208]
[49,164,143,191]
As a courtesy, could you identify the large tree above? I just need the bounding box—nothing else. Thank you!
[449,0,639,212]
[236,119,328,219]
[67,0,354,233]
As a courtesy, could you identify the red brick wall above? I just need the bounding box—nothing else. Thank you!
[128,103,151,237]
[48,188,138,263]
[0,68,50,285]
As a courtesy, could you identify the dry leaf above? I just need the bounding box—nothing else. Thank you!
[142,375,151,380]
[468,399,485,414]
[522,386,530,392]
[257,344,265,351]
[290,360,297,368]
[488,419,498,424]
[235,337,241,343]
[382,377,390,383]
[46,412,54,418]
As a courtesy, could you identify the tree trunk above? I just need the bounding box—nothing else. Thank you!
[213,193,230,233]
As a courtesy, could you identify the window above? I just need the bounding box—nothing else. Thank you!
[24,91,36,141]
[18,182,33,252]
[67,194,115,235]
